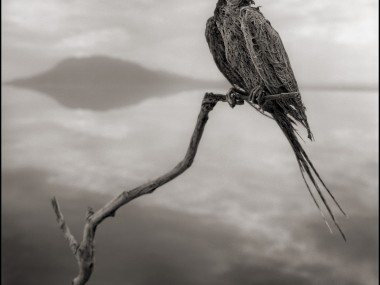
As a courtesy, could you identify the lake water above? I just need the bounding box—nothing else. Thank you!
[2,86,378,285]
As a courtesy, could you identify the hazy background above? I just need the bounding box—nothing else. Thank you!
[2,0,379,284]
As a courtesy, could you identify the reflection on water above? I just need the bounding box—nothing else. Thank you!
[2,86,378,285]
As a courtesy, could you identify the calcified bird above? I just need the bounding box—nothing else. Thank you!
[206,0,347,239]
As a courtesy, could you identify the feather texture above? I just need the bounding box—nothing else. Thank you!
[205,2,346,239]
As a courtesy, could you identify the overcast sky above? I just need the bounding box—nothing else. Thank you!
[2,0,379,86]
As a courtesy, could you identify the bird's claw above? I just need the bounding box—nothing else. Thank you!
[249,86,264,103]
[226,88,237,108]
[226,87,245,108]
[248,86,268,113]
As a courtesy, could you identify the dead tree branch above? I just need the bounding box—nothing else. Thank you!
[51,92,228,285]
[51,197,79,255]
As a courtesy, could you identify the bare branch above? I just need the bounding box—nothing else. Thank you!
[51,197,79,255]
[51,92,227,285]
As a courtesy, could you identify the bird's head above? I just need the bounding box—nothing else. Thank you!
[225,0,255,6]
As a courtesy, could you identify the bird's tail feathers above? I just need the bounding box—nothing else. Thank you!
[273,111,347,241]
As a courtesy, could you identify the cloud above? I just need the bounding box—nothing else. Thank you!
[56,28,130,56]
[2,0,378,84]
[3,0,72,32]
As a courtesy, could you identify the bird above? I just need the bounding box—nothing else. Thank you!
[205,0,347,239]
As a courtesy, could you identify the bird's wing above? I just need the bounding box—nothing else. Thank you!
[205,16,245,90]
[240,7,311,137]
[240,7,298,94]
[240,8,347,239]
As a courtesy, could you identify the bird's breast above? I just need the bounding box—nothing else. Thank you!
[216,10,261,92]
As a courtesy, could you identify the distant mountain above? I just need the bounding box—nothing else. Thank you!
[7,56,228,111]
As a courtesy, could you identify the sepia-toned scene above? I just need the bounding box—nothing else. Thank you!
[2,1,378,284]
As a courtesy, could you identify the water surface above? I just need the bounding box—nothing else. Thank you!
[2,86,378,285]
